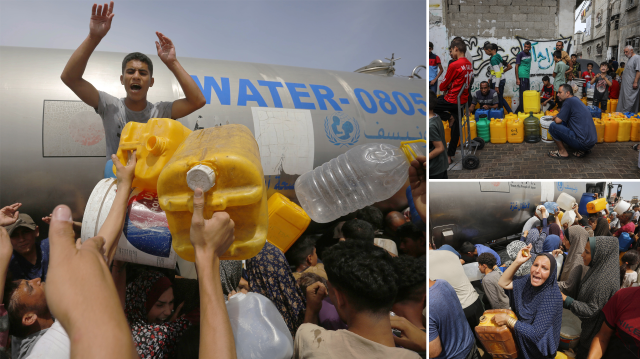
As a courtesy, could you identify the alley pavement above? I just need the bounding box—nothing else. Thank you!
[447,141,640,179]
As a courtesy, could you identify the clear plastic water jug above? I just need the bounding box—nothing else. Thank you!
[295,140,425,223]
[556,193,577,211]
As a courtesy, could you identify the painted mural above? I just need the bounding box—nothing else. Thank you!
[433,35,574,104]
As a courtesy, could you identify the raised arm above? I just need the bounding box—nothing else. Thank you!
[97,152,136,266]
[60,2,115,109]
[154,32,206,119]
[498,244,532,290]
[190,188,237,359]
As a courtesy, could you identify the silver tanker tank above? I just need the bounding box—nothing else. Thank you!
[0,46,426,223]
[429,181,610,249]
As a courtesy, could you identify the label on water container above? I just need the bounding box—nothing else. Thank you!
[123,189,173,258]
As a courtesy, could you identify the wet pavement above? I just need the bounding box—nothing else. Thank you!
[447,141,640,179]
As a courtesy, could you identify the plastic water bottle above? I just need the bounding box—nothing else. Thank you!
[295,142,424,223]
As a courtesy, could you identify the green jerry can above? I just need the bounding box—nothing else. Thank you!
[477,115,491,143]
[524,111,541,143]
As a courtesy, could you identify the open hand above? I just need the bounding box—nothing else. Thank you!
[390,315,427,352]
[552,249,563,257]
[190,188,235,258]
[89,2,115,40]
[430,79,436,86]
[155,32,177,65]
[0,203,21,226]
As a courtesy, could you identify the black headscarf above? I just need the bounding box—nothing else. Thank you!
[593,217,611,237]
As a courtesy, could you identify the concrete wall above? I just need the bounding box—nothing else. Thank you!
[617,0,640,61]
[581,0,609,64]
[446,0,559,39]
[429,0,449,72]
[432,0,575,99]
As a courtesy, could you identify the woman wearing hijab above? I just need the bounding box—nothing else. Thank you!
[592,217,611,237]
[493,244,563,359]
[609,212,620,231]
[125,271,193,358]
[505,240,532,277]
[558,225,589,282]
[524,228,546,261]
[547,214,563,240]
[542,234,561,252]
[246,242,306,338]
[559,236,619,359]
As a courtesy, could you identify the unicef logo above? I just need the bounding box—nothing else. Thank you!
[324,112,360,148]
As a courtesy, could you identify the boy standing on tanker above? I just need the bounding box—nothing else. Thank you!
[434,40,473,165]
[61,2,206,158]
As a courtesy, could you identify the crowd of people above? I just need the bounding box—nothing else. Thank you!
[428,37,640,177]
[429,201,640,358]
[0,2,428,359]
[0,128,427,359]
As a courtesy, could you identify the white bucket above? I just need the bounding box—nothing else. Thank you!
[614,200,631,215]
[559,309,581,350]
[540,116,554,143]
[556,193,577,211]
[81,178,178,269]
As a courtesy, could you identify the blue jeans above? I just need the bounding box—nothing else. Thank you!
[490,79,512,113]
[549,121,594,151]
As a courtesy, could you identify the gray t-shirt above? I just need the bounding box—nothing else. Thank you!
[482,270,510,310]
[96,91,173,157]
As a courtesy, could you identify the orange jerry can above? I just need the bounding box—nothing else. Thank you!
[267,193,311,253]
[593,119,605,143]
[443,121,451,144]
[157,124,268,262]
[113,118,192,191]
[475,309,519,359]
[604,119,619,143]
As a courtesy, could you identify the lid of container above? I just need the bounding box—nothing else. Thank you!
[187,165,216,192]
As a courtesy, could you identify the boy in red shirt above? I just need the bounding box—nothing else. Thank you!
[582,63,594,97]
[540,76,555,111]
[609,78,620,100]
[434,40,473,163]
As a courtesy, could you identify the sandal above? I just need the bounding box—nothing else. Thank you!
[632,144,639,151]
[548,150,569,159]
[572,150,590,158]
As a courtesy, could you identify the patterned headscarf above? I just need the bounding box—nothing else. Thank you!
[560,226,589,282]
[246,242,306,338]
[220,260,243,295]
[593,217,611,237]
[571,236,619,351]
[509,253,562,359]
[524,228,546,261]
[125,271,191,359]
[507,241,531,277]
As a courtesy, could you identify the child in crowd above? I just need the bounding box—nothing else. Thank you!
[582,63,594,96]
[591,62,612,113]
[429,90,448,179]
[620,251,639,288]
[540,76,555,112]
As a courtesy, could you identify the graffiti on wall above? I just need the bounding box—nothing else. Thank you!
[437,35,573,99]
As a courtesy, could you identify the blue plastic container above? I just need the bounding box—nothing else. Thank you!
[624,112,636,118]
[489,108,504,120]
[578,193,596,216]
[588,105,601,119]
[544,202,558,214]
[475,109,490,121]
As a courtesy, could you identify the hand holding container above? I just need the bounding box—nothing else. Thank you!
[157,124,268,261]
